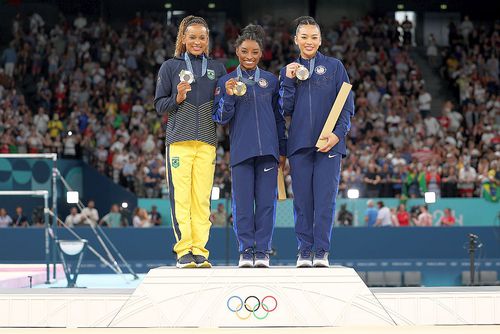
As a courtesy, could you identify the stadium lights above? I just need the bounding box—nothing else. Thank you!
[211,186,220,200]
[164,2,172,9]
[424,192,436,204]
[347,189,360,199]
[440,3,448,10]
[121,202,129,209]
[397,4,404,10]
[208,2,216,9]
[66,191,79,204]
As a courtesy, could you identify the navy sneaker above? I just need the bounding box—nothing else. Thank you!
[192,254,212,268]
[313,249,329,267]
[254,251,270,268]
[239,249,254,268]
[296,249,313,268]
[176,252,197,268]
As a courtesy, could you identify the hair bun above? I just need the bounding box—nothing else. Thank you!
[293,16,320,34]
[241,24,265,40]
[294,16,316,27]
[235,24,265,50]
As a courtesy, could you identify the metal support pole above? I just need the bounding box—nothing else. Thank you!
[0,191,51,284]
[56,169,134,278]
[468,233,478,286]
[52,156,58,279]
[44,193,50,284]
[225,197,230,266]
[0,153,57,159]
[0,154,57,281]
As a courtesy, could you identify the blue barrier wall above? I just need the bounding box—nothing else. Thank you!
[139,197,500,227]
[1,227,499,286]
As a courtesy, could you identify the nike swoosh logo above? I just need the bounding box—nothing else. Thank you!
[264,167,274,172]
[328,154,337,158]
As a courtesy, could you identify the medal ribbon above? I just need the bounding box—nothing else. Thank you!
[184,52,207,79]
[236,65,260,85]
[297,56,316,79]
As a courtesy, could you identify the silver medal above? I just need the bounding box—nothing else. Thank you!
[179,70,194,84]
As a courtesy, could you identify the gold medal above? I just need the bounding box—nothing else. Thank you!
[179,70,194,84]
[296,65,310,80]
[232,81,247,96]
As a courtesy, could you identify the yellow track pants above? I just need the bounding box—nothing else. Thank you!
[166,141,216,259]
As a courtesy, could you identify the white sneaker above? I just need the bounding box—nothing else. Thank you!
[254,252,270,268]
[296,249,313,268]
[238,251,254,268]
[313,250,329,267]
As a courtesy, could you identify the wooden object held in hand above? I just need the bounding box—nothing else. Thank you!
[278,168,287,201]
[315,82,352,148]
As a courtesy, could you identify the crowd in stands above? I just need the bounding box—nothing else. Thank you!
[0,197,459,228]
[438,17,499,201]
[0,200,163,228]
[336,200,456,227]
[323,15,498,201]
[0,11,498,207]
[0,12,170,199]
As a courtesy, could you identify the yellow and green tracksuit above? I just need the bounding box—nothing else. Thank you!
[167,141,215,257]
[154,52,226,259]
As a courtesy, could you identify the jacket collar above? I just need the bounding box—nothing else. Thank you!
[174,52,210,60]
[299,51,323,63]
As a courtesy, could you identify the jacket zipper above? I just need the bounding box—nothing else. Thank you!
[253,87,263,155]
[308,79,313,134]
[195,67,200,140]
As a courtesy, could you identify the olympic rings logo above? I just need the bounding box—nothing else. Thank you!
[226,295,278,320]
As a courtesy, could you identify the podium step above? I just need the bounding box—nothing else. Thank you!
[109,266,394,327]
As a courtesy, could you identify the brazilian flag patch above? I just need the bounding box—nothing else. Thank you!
[207,69,215,80]
[172,157,180,168]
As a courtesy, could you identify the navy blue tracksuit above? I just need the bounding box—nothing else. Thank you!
[279,52,355,253]
[213,67,286,253]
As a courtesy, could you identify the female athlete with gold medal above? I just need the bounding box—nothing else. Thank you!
[213,24,287,268]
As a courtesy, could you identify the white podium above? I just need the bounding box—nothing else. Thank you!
[108,266,395,327]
